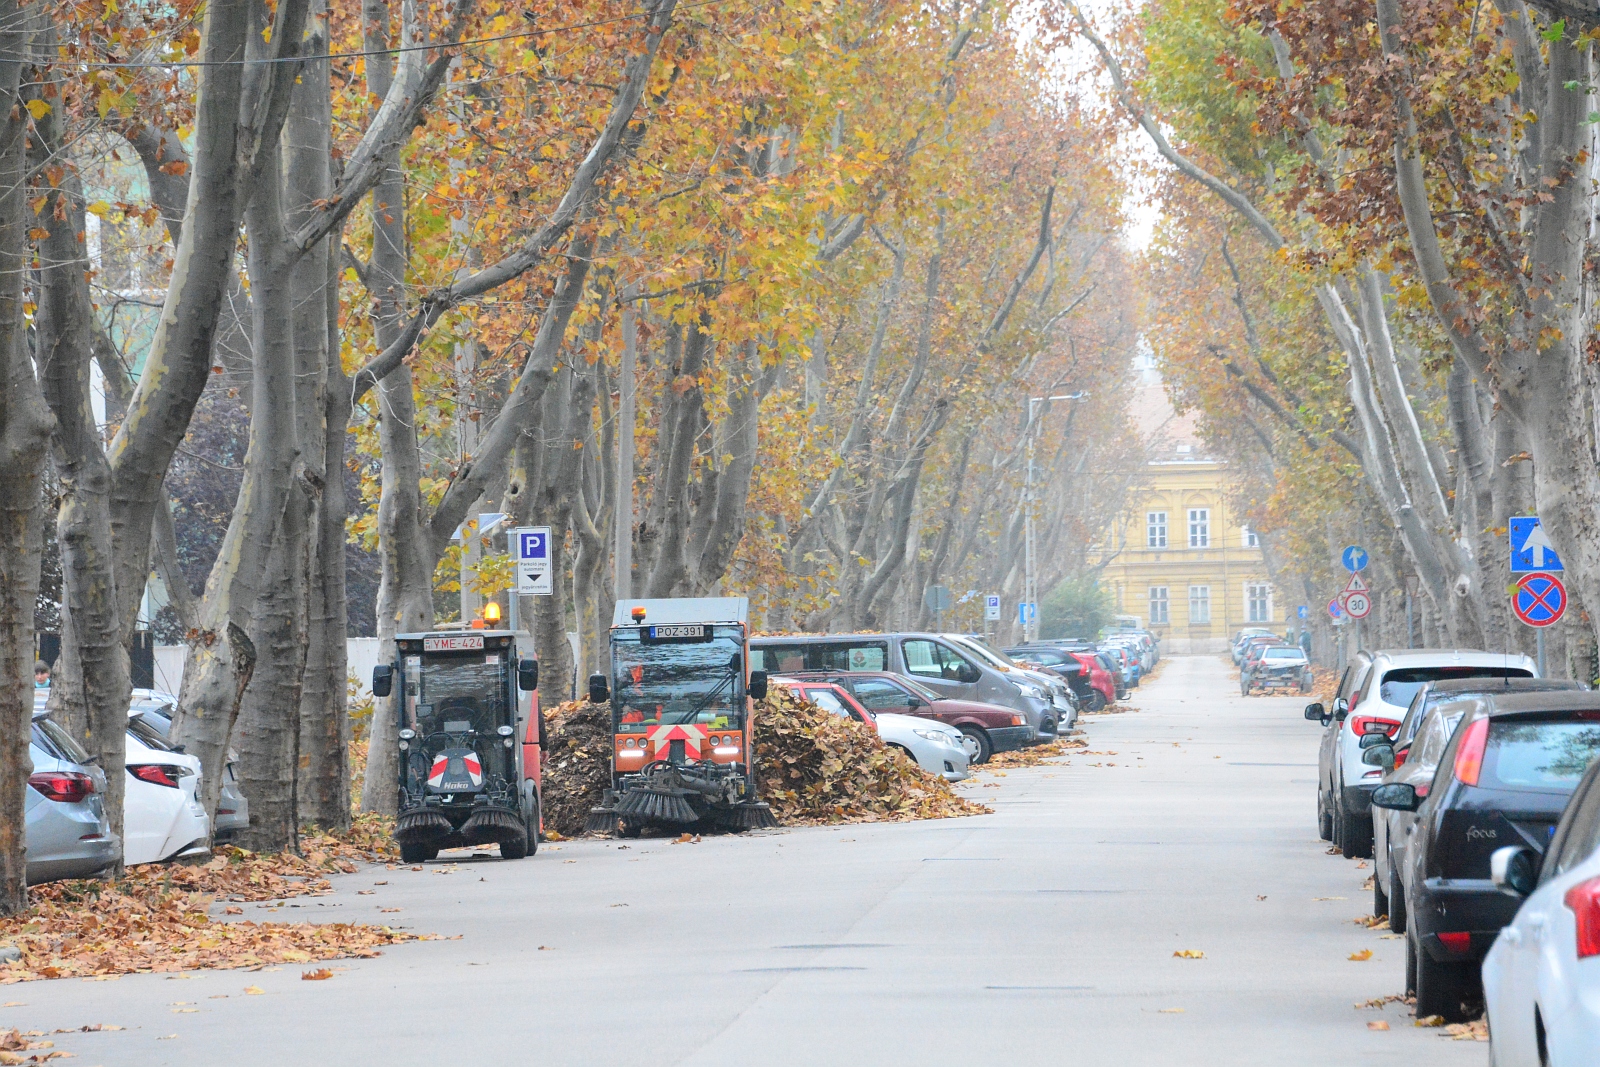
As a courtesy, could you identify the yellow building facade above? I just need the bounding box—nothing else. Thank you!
[1097,366,1274,653]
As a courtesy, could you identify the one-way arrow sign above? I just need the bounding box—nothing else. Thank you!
[1510,517,1565,574]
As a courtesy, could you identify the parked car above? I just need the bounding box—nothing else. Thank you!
[1003,646,1096,707]
[1232,628,1277,664]
[1311,649,1537,859]
[27,709,118,884]
[1241,644,1310,695]
[771,678,969,781]
[124,714,210,865]
[1372,677,1585,932]
[1367,689,1600,1021]
[1099,643,1139,690]
[1483,752,1600,1066]
[1238,635,1284,673]
[130,689,249,840]
[784,669,1030,763]
[750,633,1058,742]
[945,636,1078,730]
[1070,651,1118,709]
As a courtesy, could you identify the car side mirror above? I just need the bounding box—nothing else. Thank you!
[1359,732,1391,750]
[1303,702,1325,722]
[1369,782,1420,812]
[588,673,610,704]
[1491,845,1539,898]
[518,658,539,692]
[958,665,982,684]
[748,671,768,701]
[1333,697,1349,720]
[1361,744,1395,772]
[372,664,393,698]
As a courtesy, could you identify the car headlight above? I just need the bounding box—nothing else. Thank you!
[913,727,956,744]
[1018,684,1043,699]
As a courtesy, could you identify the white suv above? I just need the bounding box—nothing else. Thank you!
[1307,649,1537,858]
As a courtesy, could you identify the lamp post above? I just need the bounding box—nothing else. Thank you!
[1404,573,1419,650]
[1023,392,1089,642]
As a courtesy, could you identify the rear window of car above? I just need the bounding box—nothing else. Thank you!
[1483,717,1600,792]
[33,718,91,764]
[1262,648,1304,661]
[127,715,176,752]
[800,689,853,719]
[1378,666,1533,709]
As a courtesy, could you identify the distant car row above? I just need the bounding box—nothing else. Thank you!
[1231,628,1311,696]
[1303,648,1600,1061]
[26,688,247,885]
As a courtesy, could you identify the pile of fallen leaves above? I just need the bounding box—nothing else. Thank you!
[1308,666,1340,702]
[540,700,612,837]
[0,862,422,983]
[977,737,1087,770]
[753,687,989,825]
[303,812,399,862]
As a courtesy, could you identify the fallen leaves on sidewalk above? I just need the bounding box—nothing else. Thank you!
[1348,949,1373,961]
[978,738,1087,770]
[1172,949,1204,959]
[1367,1020,1389,1031]
[1415,1015,1446,1027]
[301,969,333,981]
[1442,1020,1488,1041]
[0,866,428,983]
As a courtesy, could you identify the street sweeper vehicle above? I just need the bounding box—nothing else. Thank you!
[584,598,778,835]
[371,622,543,863]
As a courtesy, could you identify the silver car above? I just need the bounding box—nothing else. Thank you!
[27,711,118,883]
[131,690,250,840]
[875,712,970,781]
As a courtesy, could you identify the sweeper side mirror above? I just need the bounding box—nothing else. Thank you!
[518,658,539,692]
[372,664,394,698]
[588,673,610,704]
[748,671,768,701]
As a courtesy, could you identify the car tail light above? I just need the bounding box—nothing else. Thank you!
[129,764,182,788]
[28,772,94,803]
[1437,931,1471,954]
[1565,877,1600,958]
[1452,717,1490,787]
[1348,716,1400,739]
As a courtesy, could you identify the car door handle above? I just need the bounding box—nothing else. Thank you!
[1528,913,1549,942]
[1501,927,1523,946]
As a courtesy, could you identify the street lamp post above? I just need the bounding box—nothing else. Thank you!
[1023,392,1088,643]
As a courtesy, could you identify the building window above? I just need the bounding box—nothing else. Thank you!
[1243,526,1260,548]
[1188,508,1210,548]
[1189,585,1211,624]
[1149,587,1169,624]
[1146,512,1167,548]
[1247,584,1271,623]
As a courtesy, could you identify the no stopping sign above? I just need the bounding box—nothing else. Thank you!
[1513,572,1566,628]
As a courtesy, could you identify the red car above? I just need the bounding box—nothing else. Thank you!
[780,670,1028,763]
[770,679,878,732]
[1065,652,1116,709]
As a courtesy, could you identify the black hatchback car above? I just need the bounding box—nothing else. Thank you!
[1370,690,1600,1021]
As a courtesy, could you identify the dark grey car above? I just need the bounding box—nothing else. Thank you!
[27,711,118,884]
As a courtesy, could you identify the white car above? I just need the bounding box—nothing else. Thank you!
[874,712,970,782]
[1484,755,1600,1066]
[124,715,210,865]
[1311,649,1536,858]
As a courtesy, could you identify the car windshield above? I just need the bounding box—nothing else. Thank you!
[1262,648,1305,662]
[802,689,855,719]
[401,648,511,739]
[951,637,1012,669]
[1008,648,1069,666]
[612,625,745,733]
[886,675,944,703]
[1378,666,1534,709]
[1485,717,1600,791]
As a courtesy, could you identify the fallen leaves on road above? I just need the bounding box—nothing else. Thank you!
[1415,1015,1446,1027]
[1172,949,1204,959]
[978,738,1086,770]
[1313,896,1347,902]
[1443,1020,1488,1042]
[1355,994,1409,1010]
[301,968,334,981]
[538,701,614,837]
[1352,914,1390,930]
[672,834,701,844]
[242,986,265,994]
[1348,949,1373,961]
[1367,1020,1390,1031]
[1158,1008,1184,1014]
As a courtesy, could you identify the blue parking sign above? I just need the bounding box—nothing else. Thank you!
[513,526,552,595]
[1509,516,1564,573]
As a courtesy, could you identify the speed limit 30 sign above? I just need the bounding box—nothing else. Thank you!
[1343,590,1372,619]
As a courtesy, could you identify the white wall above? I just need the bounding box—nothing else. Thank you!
[154,639,387,701]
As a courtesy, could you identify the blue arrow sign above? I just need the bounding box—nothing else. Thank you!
[1341,545,1368,573]
[1510,516,1564,574]
[1297,605,1307,620]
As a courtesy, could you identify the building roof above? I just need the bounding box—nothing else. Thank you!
[1130,355,1208,462]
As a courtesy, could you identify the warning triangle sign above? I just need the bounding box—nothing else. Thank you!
[1344,573,1369,595]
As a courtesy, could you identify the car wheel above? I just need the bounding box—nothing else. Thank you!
[1318,790,1333,841]
[1340,791,1373,859]
[1414,938,1475,1022]
[1405,932,1418,996]
[1088,692,1106,712]
[1331,789,1345,850]
[1373,862,1389,918]
[400,842,437,864]
[1389,866,1407,934]
[958,726,992,765]
[500,831,528,860]
[617,818,643,839]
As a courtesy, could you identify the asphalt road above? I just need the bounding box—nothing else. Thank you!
[17,655,1485,1065]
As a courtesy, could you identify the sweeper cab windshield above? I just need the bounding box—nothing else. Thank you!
[611,625,746,736]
